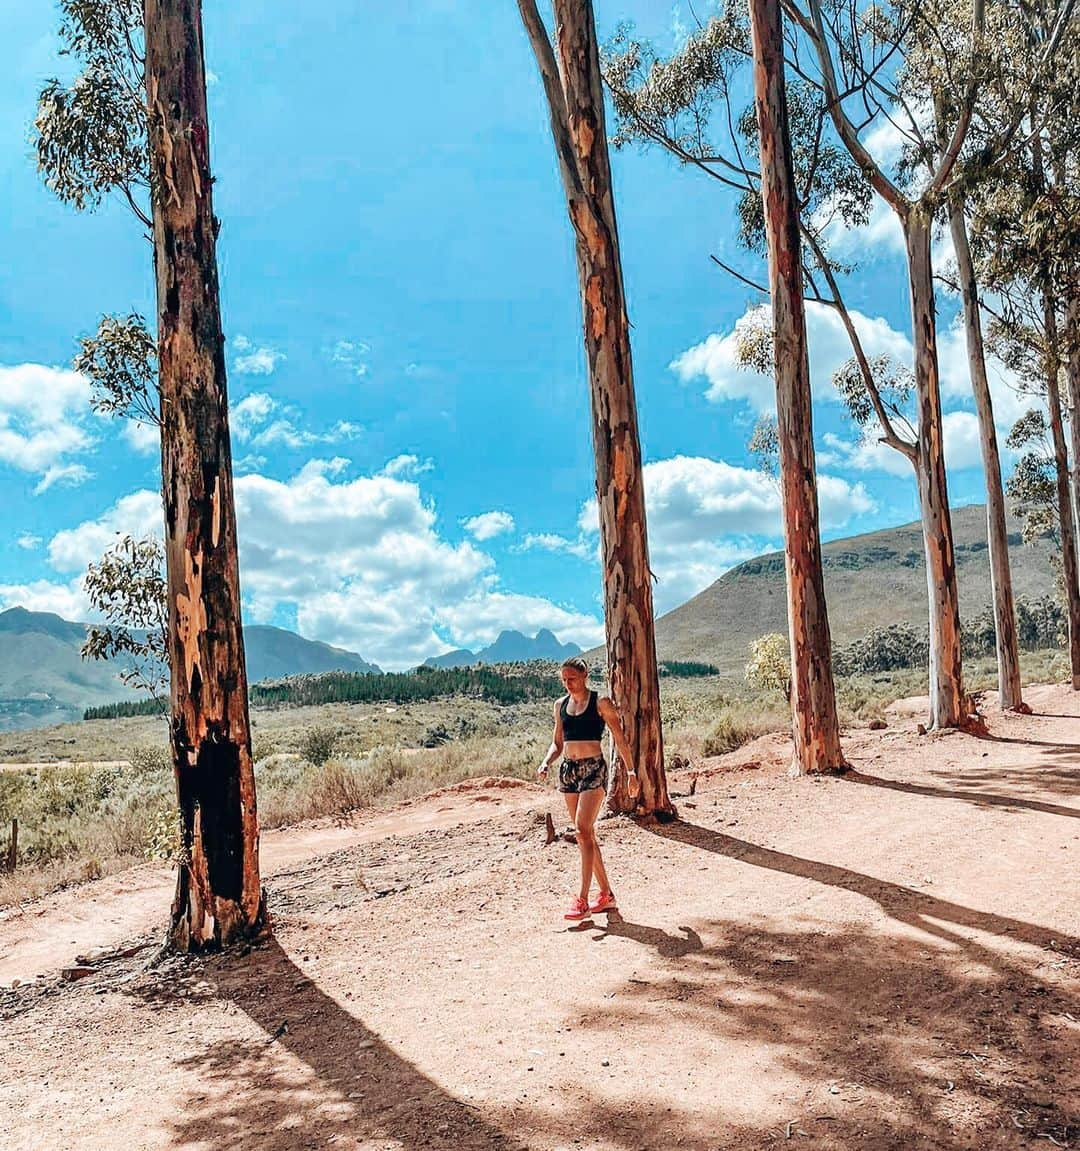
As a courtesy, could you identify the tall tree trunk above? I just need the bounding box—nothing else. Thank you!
[519,0,671,816]
[144,0,264,948]
[747,0,845,773]
[949,199,1025,711]
[1065,295,1080,550]
[1042,288,1080,688]
[904,210,967,729]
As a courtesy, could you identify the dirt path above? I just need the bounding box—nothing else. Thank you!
[0,777,542,986]
[2,686,1078,1150]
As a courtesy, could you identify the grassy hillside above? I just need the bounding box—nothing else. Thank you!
[650,504,1057,674]
[0,609,380,732]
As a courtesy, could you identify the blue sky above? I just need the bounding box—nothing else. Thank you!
[0,2,1028,669]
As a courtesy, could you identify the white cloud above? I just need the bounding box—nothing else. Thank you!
[232,336,285,376]
[462,511,515,540]
[34,463,93,495]
[818,432,913,478]
[437,592,604,651]
[941,410,985,472]
[232,392,276,439]
[576,455,876,613]
[671,301,911,413]
[0,364,94,487]
[330,340,371,377]
[47,489,162,573]
[382,454,433,479]
[16,533,42,550]
[122,420,160,456]
[0,578,91,621]
[674,302,1031,487]
[823,195,906,262]
[36,460,598,669]
[230,392,362,450]
[520,532,595,560]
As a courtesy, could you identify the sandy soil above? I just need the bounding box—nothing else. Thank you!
[1,685,1078,1150]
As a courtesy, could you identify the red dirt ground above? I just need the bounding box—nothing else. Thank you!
[1,684,1078,1150]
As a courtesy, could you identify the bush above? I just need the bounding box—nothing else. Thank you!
[144,806,183,863]
[127,745,171,776]
[833,624,929,676]
[745,634,791,698]
[301,726,337,766]
[703,715,756,756]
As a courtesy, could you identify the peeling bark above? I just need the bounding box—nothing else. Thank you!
[1042,289,1080,689]
[949,200,1024,712]
[748,0,845,774]
[144,0,263,949]
[520,0,671,816]
[1066,296,1080,564]
[905,211,967,729]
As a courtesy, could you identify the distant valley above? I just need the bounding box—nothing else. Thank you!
[0,607,380,732]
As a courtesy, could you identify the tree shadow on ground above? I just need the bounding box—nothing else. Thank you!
[502,917,1080,1150]
[845,769,1080,819]
[650,820,1080,958]
[927,763,1080,800]
[137,938,523,1151]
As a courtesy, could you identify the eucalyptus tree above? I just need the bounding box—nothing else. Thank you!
[746,0,845,772]
[36,1,158,420]
[37,0,264,947]
[602,11,966,729]
[143,0,264,946]
[82,535,169,712]
[967,1,1080,686]
[517,0,672,816]
[772,0,990,729]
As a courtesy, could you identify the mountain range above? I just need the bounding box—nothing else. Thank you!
[421,628,582,669]
[0,504,1059,730]
[0,607,379,732]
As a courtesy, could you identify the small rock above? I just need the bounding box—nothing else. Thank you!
[868,719,887,731]
[61,966,96,982]
[916,723,928,736]
[601,1059,610,1067]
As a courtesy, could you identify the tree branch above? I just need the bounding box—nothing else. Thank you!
[517,0,587,205]
[786,0,910,216]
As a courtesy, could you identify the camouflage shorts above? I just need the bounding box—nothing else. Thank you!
[558,755,608,794]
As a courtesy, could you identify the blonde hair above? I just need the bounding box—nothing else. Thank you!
[561,656,589,675]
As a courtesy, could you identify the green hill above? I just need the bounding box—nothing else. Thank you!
[0,609,380,732]
[599,505,1058,675]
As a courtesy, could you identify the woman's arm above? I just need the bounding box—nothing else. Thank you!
[537,698,564,776]
[597,697,636,777]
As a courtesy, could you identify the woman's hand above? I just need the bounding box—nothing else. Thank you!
[537,760,549,777]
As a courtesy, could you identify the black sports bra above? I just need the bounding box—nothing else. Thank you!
[560,691,606,741]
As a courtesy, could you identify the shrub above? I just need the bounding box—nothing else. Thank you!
[128,745,171,776]
[745,634,791,698]
[703,715,756,756]
[144,805,183,864]
[301,726,337,766]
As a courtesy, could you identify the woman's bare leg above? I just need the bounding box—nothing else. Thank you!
[563,792,594,900]
[574,787,610,899]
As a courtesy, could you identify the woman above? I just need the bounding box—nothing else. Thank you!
[538,656,636,920]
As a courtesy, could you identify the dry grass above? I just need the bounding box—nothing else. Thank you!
[0,654,1068,908]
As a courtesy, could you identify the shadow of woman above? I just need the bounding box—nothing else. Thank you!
[584,910,705,959]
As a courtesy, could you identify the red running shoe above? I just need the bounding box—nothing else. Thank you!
[589,890,617,914]
[564,896,590,920]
